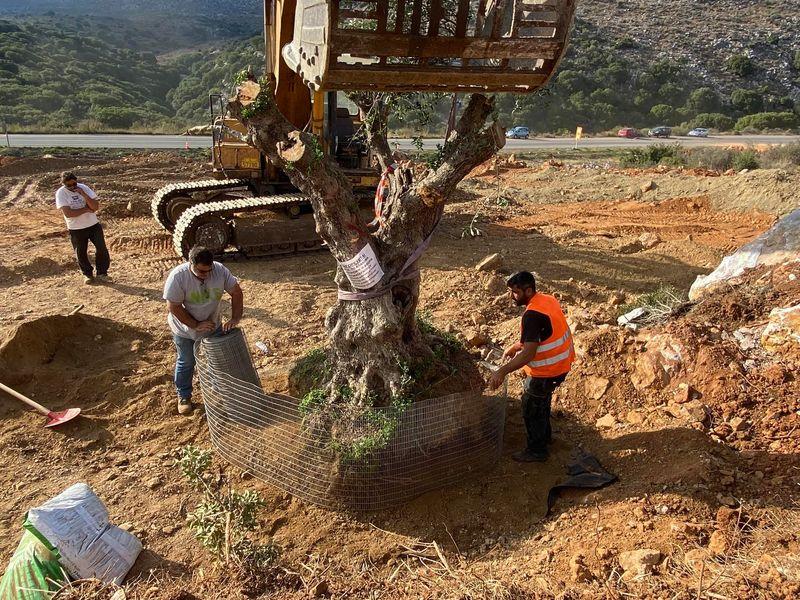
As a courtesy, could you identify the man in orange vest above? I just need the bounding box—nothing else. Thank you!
[488,271,574,462]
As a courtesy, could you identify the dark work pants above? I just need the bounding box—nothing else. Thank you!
[69,223,110,277]
[521,374,567,453]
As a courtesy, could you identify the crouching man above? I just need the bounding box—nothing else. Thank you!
[163,246,243,415]
[488,271,574,462]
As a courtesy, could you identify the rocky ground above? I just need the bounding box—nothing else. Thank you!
[0,152,797,599]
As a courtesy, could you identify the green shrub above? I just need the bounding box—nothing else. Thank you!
[726,54,755,77]
[620,144,685,167]
[690,113,735,131]
[649,104,676,124]
[730,89,764,115]
[686,87,721,114]
[734,112,800,132]
[731,149,760,171]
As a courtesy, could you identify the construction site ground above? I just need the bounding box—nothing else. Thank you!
[0,152,798,599]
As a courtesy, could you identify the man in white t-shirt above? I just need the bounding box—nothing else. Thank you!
[163,245,244,415]
[55,172,111,284]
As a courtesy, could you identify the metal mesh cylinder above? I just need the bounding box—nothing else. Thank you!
[197,328,261,389]
[195,338,507,511]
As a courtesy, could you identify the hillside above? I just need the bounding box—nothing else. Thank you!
[0,1,798,133]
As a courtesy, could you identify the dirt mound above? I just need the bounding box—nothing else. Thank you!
[559,261,800,457]
[0,314,149,388]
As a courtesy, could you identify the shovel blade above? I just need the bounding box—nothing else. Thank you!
[45,408,81,428]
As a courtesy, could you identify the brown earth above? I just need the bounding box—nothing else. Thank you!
[0,153,797,599]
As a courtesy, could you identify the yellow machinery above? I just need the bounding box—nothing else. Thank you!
[152,0,576,258]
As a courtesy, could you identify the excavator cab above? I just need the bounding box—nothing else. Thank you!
[153,0,576,257]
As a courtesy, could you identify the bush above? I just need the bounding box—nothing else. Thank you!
[686,147,735,171]
[734,112,800,132]
[762,143,800,168]
[620,144,685,167]
[730,89,764,115]
[726,54,755,77]
[691,113,735,131]
[686,87,721,114]
[731,149,760,171]
[649,104,676,124]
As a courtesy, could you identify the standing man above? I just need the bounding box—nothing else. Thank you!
[55,172,111,284]
[488,271,574,462]
[163,246,244,415]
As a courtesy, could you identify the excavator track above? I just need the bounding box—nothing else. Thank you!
[172,193,320,259]
[151,179,251,232]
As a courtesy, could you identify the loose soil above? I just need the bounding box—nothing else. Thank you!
[0,153,797,599]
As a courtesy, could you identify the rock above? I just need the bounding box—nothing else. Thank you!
[618,549,662,578]
[615,239,644,254]
[596,413,617,429]
[476,253,503,272]
[484,273,507,295]
[130,339,142,353]
[673,383,695,404]
[584,376,610,400]
[689,208,800,300]
[681,401,710,426]
[536,549,554,563]
[707,530,729,555]
[471,312,488,326]
[728,416,748,432]
[464,330,490,348]
[717,495,738,508]
[631,355,668,391]
[638,232,661,250]
[146,477,162,490]
[684,548,710,570]
[626,410,645,425]
[607,291,626,306]
[760,304,800,365]
[118,522,135,532]
[570,553,593,583]
[312,580,330,597]
[640,180,657,193]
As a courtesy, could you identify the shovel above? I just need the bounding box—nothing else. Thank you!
[0,382,81,428]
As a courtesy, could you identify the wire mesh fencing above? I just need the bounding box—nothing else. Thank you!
[196,329,507,511]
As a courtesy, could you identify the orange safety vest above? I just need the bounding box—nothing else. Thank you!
[521,293,575,378]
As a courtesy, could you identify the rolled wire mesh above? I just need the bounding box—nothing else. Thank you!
[196,330,507,511]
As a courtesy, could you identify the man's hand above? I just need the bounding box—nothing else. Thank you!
[195,320,216,333]
[503,342,523,362]
[487,368,506,391]
[222,318,240,333]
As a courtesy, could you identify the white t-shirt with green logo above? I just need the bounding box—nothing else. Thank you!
[163,261,239,340]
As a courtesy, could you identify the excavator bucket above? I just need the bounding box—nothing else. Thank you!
[282,0,575,93]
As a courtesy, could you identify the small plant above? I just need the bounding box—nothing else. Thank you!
[732,149,760,171]
[177,446,277,575]
[618,285,687,325]
[461,213,484,238]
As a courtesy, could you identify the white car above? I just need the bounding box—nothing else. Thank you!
[687,128,709,137]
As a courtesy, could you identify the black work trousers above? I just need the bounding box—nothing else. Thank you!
[69,223,110,277]
[521,374,568,453]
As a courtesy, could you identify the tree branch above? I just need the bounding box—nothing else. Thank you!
[417,94,505,206]
[350,92,394,172]
[227,80,369,263]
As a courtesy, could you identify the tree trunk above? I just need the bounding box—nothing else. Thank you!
[229,81,504,406]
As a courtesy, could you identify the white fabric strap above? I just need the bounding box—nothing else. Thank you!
[537,329,571,353]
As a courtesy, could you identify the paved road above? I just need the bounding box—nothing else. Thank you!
[4,133,799,150]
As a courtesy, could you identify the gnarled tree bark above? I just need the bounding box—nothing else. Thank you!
[229,83,504,406]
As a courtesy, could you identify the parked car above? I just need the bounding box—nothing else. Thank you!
[506,126,530,139]
[687,127,710,137]
[617,127,640,139]
[648,126,672,138]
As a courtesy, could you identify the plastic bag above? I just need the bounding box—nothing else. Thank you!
[0,521,66,600]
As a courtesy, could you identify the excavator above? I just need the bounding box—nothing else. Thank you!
[152,0,576,258]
